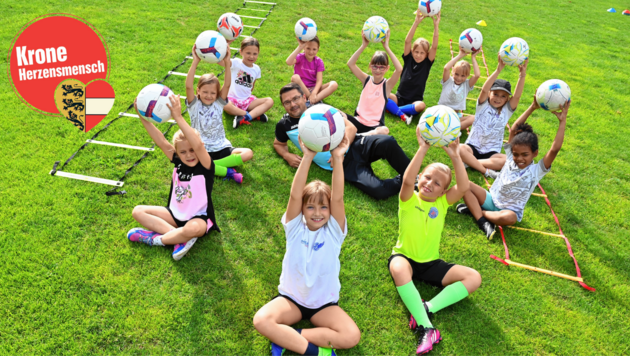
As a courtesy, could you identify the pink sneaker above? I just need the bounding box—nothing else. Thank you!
[415,326,441,354]
[127,228,159,245]
[224,168,243,184]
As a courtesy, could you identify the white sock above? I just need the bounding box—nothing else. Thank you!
[152,235,164,246]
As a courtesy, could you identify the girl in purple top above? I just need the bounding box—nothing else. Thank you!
[286,36,338,106]
[127,95,219,261]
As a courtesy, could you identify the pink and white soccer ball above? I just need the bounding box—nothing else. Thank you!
[418,0,442,16]
[136,84,174,124]
[459,28,483,53]
[217,13,243,41]
[194,30,228,64]
[298,104,346,152]
[294,18,318,41]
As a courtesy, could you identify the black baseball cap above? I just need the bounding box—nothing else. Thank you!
[491,79,512,95]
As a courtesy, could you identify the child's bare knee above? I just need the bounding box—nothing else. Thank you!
[291,74,301,83]
[253,310,272,332]
[184,220,206,237]
[330,81,338,90]
[344,324,361,348]
[132,206,145,220]
[415,101,426,112]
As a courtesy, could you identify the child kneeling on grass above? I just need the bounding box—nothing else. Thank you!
[457,98,570,239]
[127,94,219,261]
[389,132,481,355]
[253,136,360,356]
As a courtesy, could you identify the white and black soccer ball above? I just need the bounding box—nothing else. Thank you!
[499,37,529,66]
[417,105,461,147]
[298,104,346,152]
[459,28,483,53]
[362,16,389,43]
[195,30,228,64]
[136,84,174,124]
[536,79,571,112]
[294,18,317,41]
[217,13,243,41]
[418,0,442,16]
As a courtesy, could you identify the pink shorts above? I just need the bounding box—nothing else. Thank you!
[228,95,257,111]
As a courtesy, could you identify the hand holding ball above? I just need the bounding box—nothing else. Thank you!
[499,37,529,66]
[536,79,571,112]
[459,28,483,53]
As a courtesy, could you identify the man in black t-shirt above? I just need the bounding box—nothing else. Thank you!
[274,83,410,200]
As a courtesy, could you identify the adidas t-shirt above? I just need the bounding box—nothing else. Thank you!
[228,58,262,100]
[278,212,347,308]
[392,193,450,263]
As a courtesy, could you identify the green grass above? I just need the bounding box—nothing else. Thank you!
[1,0,629,354]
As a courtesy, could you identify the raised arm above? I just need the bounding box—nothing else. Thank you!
[136,102,175,161]
[330,134,350,229]
[401,127,431,202]
[508,96,539,143]
[286,138,316,222]
[347,34,369,83]
[509,59,528,111]
[404,12,424,56]
[185,45,201,103]
[479,55,505,104]
[383,30,403,95]
[167,94,212,170]
[428,12,440,61]
[217,45,232,100]
[468,51,481,87]
[542,100,570,169]
[286,39,306,66]
[443,48,466,83]
[443,138,470,204]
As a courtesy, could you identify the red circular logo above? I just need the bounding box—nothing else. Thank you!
[8,14,109,115]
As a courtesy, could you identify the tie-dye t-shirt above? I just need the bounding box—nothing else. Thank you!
[167,155,219,232]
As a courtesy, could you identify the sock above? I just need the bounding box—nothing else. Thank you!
[396,281,433,328]
[152,235,164,246]
[244,112,253,121]
[296,328,302,334]
[400,103,419,116]
[302,342,319,356]
[427,281,469,313]
[214,164,228,177]
[215,154,244,168]
[385,99,405,117]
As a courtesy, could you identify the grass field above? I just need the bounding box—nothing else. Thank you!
[1,0,630,354]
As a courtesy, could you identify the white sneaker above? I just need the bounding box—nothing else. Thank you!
[402,114,413,125]
[172,237,198,261]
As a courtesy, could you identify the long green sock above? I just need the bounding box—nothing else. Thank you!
[427,281,469,313]
[215,154,243,169]
[396,281,432,328]
[214,164,228,177]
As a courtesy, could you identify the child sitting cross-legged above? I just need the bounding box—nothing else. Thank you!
[286,36,338,106]
[438,47,481,130]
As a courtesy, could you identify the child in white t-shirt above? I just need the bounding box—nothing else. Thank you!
[253,136,360,356]
[185,45,253,184]
[224,37,274,129]
[460,56,528,179]
[438,47,480,129]
[457,97,570,239]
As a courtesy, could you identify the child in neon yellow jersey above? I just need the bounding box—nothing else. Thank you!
[389,132,481,355]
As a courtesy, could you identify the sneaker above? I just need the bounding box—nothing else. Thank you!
[485,169,499,179]
[127,228,159,245]
[480,221,496,240]
[456,203,471,215]
[270,342,285,356]
[415,326,442,354]
[305,100,312,108]
[224,167,243,184]
[233,116,251,129]
[172,237,197,261]
[401,114,413,125]
[408,302,434,330]
[254,113,269,123]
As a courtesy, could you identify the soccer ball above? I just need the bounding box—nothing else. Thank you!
[294,18,317,41]
[217,13,243,40]
[298,104,346,152]
[362,16,389,43]
[459,28,483,53]
[195,30,228,64]
[136,84,174,124]
[536,79,571,111]
[417,105,461,147]
[499,37,529,66]
[418,0,442,16]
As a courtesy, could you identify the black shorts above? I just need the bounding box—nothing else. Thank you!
[395,93,420,107]
[166,207,210,230]
[467,144,499,160]
[209,147,234,161]
[388,254,455,288]
[274,294,339,321]
[345,113,383,134]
